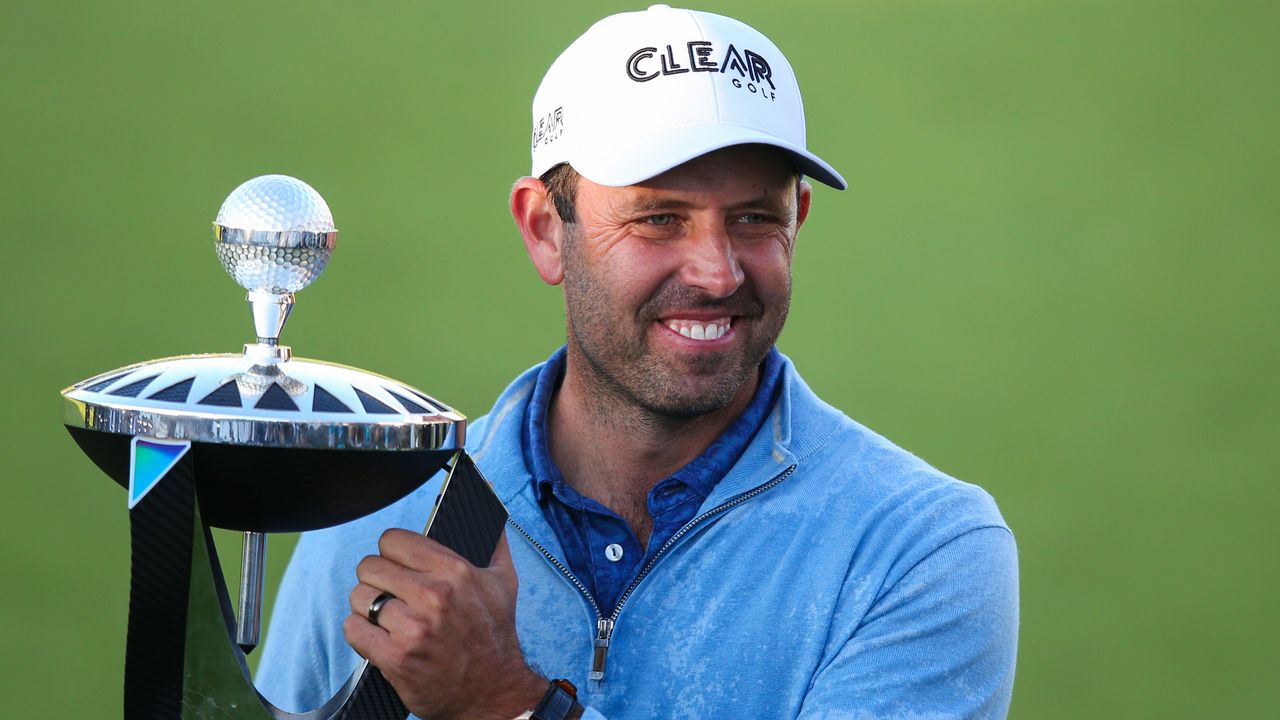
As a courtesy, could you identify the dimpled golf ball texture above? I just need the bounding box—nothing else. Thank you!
[214,175,336,294]
[215,244,328,294]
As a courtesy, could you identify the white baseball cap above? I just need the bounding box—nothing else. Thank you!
[530,4,847,190]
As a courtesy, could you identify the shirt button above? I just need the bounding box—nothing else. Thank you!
[604,544,624,562]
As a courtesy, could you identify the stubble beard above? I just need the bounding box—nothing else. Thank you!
[560,239,789,425]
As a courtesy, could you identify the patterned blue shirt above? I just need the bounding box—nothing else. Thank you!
[522,345,784,613]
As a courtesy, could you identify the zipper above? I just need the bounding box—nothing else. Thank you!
[508,517,605,620]
[511,464,797,682]
[592,617,614,678]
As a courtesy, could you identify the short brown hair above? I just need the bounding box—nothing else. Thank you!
[539,163,580,224]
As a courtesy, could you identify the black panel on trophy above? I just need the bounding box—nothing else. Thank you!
[199,381,243,407]
[255,383,298,411]
[109,374,160,397]
[388,390,431,415]
[313,385,354,413]
[84,370,134,393]
[354,387,397,414]
[148,377,196,403]
[406,387,447,413]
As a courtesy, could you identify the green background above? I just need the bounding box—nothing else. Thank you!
[2,0,1275,716]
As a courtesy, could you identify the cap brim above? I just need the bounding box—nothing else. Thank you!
[570,124,847,190]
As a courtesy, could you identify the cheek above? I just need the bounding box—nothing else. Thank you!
[601,245,678,298]
[739,244,793,295]
[565,245,661,313]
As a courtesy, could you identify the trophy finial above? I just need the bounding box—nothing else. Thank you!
[213,174,338,361]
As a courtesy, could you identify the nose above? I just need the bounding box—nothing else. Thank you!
[678,228,745,299]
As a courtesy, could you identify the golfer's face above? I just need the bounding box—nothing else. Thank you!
[561,144,807,418]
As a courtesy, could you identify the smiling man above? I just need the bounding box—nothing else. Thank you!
[257,6,1018,720]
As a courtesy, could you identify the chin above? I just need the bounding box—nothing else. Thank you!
[632,368,751,420]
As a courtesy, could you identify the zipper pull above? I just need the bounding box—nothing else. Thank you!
[590,617,614,680]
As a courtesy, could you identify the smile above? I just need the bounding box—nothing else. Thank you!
[664,317,731,341]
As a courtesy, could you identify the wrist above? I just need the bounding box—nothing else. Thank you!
[471,667,547,720]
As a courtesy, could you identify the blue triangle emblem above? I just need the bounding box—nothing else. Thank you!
[129,437,192,509]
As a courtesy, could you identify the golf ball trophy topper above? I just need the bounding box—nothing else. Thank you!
[61,175,508,719]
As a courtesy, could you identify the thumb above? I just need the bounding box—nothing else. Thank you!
[488,530,518,590]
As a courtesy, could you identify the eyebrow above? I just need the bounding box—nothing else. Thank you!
[625,192,793,215]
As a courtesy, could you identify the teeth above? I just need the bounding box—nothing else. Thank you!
[666,318,730,341]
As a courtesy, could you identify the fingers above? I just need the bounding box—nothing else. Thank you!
[349,583,398,627]
[378,528,472,574]
[354,553,419,605]
[344,582,394,662]
[349,528,513,651]
[355,554,459,623]
[343,610,384,660]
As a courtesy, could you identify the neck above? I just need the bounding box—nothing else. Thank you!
[547,345,758,542]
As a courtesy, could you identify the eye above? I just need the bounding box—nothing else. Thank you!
[736,213,771,224]
[644,214,676,226]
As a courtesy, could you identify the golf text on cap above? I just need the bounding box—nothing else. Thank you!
[626,42,777,101]
[533,106,565,151]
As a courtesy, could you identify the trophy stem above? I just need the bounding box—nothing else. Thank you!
[247,291,294,346]
[245,292,294,363]
[236,531,267,653]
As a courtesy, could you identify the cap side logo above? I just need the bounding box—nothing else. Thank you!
[626,42,777,101]
[533,106,566,151]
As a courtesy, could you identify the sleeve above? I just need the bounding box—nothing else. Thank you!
[253,528,368,714]
[798,526,1020,720]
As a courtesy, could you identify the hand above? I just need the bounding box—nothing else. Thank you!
[344,529,547,720]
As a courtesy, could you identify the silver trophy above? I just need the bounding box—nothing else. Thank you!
[61,175,507,719]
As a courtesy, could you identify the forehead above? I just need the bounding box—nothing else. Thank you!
[641,145,796,190]
[580,145,798,211]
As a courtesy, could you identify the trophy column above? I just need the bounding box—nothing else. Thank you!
[61,175,505,719]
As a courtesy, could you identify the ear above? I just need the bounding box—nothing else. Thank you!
[796,180,813,230]
[510,176,565,286]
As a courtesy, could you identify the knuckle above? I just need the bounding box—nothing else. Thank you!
[437,576,459,601]
[402,620,432,648]
[441,552,471,576]
[415,582,447,610]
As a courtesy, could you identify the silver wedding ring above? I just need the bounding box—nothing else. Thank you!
[367,591,396,627]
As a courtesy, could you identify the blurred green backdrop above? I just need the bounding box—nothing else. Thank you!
[2,0,1276,717]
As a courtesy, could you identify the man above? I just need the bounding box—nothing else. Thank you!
[257,6,1018,719]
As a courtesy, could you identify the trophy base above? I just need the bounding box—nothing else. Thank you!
[67,426,455,532]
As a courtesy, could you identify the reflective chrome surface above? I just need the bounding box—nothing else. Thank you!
[62,354,465,452]
[213,226,338,250]
[244,291,294,346]
[242,342,292,364]
[236,531,266,652]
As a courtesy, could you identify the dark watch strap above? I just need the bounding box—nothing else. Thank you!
[530,678,580,720]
